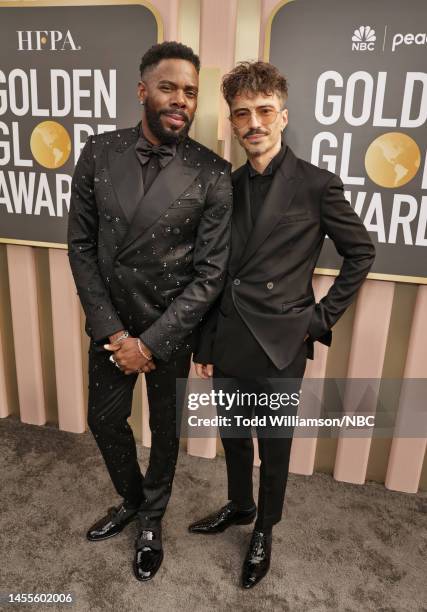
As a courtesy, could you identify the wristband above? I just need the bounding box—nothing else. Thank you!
[112,330,129,343]
[137,338,152,361]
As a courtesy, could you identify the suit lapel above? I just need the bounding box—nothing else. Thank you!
[235,145,302,273]
[229,166,253,274]
[116,142,201,256]
[108,142,143,224]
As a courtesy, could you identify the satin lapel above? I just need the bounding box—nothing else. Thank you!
[116,151,200,256]
[235,146,302,273]
[107,144,144,224]
[229,167,253,275]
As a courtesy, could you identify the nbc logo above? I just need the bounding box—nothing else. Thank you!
[352,26,376,51]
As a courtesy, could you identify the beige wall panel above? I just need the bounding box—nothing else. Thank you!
[49,249,85,432]
[140,374,152,448]
[314,298,356,474]
[366,283,418,484]
[0,321,8,417]
[334,280,395,484]
[0,246,19,417]
[199,0,237,160]
[6,245,46,424]
[34,248,58,424]
[187,362,217,459]
[178,0,200,52]
[235,0,261,63]
[385,285,427,493]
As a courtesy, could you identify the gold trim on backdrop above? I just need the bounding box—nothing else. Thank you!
[263,0,427,286]
[0,238,67,249]
[315,268,427,286]
[263,0,295,61]
[0,0,163,249]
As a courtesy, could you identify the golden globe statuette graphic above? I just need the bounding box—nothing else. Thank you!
[365,132,421,189]
[30,121,72,170]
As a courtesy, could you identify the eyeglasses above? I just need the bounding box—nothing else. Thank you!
[229,106,285,129]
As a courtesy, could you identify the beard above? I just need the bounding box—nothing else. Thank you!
[144,97,193,144]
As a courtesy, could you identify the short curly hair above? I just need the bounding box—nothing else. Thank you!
[221,61,288,107]
[139,41,200,78]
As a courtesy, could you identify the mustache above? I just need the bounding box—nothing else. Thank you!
[244,128,269,139]
[161,109,190,124]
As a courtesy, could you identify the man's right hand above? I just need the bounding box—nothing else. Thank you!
[194,363,213,379]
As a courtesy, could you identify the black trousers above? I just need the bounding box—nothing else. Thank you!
[87,339,191,527]
[213,341,308,530]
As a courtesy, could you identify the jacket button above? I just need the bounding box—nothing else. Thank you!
[172,227,181,234]
[105,215,112,222]
[233,278,240,286]
[267,282,274,290]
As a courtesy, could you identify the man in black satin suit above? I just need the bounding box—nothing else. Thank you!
[67,42,232,581]
[188,61,375,588]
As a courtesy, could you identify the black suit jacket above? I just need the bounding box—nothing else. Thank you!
[67,123,232,362]
[193,144,375,374]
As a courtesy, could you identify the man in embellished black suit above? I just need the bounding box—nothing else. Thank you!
[188,62,375,588]
[67,42,232,581]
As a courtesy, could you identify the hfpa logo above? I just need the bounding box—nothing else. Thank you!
[17,30,82,51]
[352,26,376,51]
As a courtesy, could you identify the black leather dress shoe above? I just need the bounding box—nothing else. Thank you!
[86,502,139,541]
[133,525,163,582]
[241,529,272,589]
[188,501,257,534]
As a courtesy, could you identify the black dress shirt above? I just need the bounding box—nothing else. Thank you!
[247,141,288,223]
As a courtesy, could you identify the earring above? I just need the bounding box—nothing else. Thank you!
[139,100,144,105]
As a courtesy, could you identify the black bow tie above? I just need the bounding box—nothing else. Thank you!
[135,137,176,168]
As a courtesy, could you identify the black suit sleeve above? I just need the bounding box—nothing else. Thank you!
[67,137,124,341]
[307,174,376,342]
[192,300,221,364]
[139,163,233,361]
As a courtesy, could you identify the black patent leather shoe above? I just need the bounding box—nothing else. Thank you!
[241,529,272,589]
[133,525,163,582]
[188,501,257,534]
[86,502,139,541]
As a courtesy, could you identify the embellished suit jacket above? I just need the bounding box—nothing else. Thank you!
[67,123,233,361]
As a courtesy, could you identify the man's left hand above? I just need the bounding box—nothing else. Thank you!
[104,338,156,375]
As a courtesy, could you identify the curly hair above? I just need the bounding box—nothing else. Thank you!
[221,61,288,107]
[139,41,200,78]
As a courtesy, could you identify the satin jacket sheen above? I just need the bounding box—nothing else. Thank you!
[193,144,376,372]
[67,124,233,362]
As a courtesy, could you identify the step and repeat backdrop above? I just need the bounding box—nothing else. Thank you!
[268,0,427,283]
[0,0,426,283]
[0,2,158,247]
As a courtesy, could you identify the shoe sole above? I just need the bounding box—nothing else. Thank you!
[189,512,256,534]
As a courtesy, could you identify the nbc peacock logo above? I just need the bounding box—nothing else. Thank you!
[352,26,376,51]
